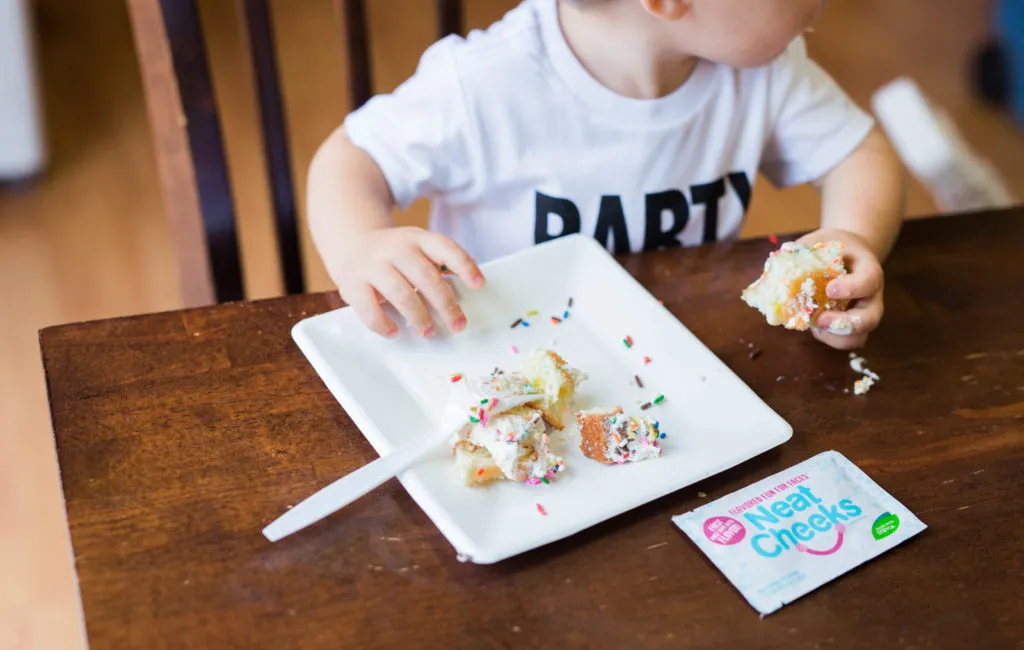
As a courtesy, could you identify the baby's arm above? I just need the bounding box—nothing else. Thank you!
[816,126,904,259]
[800,127,904,349]
[307,125,484,338]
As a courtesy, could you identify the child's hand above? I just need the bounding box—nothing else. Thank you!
[798,229,884,350]
[330,227,485,338]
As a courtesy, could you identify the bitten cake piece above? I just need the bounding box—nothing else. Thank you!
[577,406,663,465]
[741,241,849,331]
[454,405,563,486]
[521,349,586,429]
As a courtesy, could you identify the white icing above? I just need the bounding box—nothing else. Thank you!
[849,354,881,381]
[827,317,853,335]
[602,413,662,464]
[465,408,545,478]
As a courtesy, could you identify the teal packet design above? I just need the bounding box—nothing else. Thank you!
[672,450,926,615]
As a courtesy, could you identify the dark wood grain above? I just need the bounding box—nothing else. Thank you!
[42,211,1024,649]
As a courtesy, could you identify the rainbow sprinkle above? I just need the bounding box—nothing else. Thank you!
[527,310,539,317]
[511,345,518,354]
[449,373,463,383]
[476,468,485,477]
[641,402,652,411]
[541,477,550,485]
[635,374,644,388]
[536,503,547,516]
[522,321,531,328]
[568,297,574,308]
[660,433,666,439]
[551,316,562,325]
[563,310,569,319]
[623,335,634,348]
[653,394,665,405]
[768,234,779,245]
[469,416,480,423]
[643,356,651,365]
[511,318,523,329]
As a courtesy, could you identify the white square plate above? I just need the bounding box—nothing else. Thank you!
[292,234,791,563]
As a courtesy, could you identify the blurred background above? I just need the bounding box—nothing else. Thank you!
[1,0,1022,647]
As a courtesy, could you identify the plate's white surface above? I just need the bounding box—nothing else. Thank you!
[292,235,791,563]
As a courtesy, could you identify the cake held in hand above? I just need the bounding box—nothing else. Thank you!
[741,241,849,331]
[522,349,586,429]
[577,406,663,465]
[453,405,563,486]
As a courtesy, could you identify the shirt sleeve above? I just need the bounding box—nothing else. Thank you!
[343,37,481,209]
[759,37,875,188]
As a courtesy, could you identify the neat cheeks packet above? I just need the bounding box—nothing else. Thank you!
[672,450,927,616]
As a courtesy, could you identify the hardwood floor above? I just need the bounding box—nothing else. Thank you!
[1,1,1021,648]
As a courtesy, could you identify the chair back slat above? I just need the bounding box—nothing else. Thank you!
[437,0,463,38]
[241,0,305,295]
[131,0,465,304]
[340,0,373,110]
[158,0,245,303]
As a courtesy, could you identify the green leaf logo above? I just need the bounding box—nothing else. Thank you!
[872,512,900,540]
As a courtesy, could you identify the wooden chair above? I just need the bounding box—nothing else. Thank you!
[126,0,463,306]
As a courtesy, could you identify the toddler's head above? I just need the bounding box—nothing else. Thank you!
[569,0,825,67]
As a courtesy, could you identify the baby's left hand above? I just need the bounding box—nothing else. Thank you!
[798,229,884,350]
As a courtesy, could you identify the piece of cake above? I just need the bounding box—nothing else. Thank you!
[454,405,563,485]
[577,406,663,465]
[521,349,586,429]
[741,241,849,331]
[452,442,506,485]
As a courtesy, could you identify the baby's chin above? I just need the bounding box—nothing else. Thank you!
[711,43,791,69]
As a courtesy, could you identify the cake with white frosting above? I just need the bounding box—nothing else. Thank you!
[452,349,583,486]
[453,406,562,485]
[741,241,849,331]
[577,406,663,465]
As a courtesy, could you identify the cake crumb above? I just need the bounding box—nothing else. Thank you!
[848,353,881,395]
[849,353,880,380]
[853,376,876,395]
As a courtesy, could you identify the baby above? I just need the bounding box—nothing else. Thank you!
[307,0,903,350]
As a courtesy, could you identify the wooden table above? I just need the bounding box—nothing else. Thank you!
[42,211,1024,649]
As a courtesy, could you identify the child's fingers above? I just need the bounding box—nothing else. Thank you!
[815,292,884,337]
[371,266,435,336]
[826,256,882,301]
[811,327,868,351]
[340,281,398,338]
[394,252,467,333]
[420,235,485,289]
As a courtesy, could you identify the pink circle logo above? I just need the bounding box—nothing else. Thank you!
[703,516,746,545]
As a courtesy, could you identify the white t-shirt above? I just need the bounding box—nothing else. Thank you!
[344,0,874,263]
